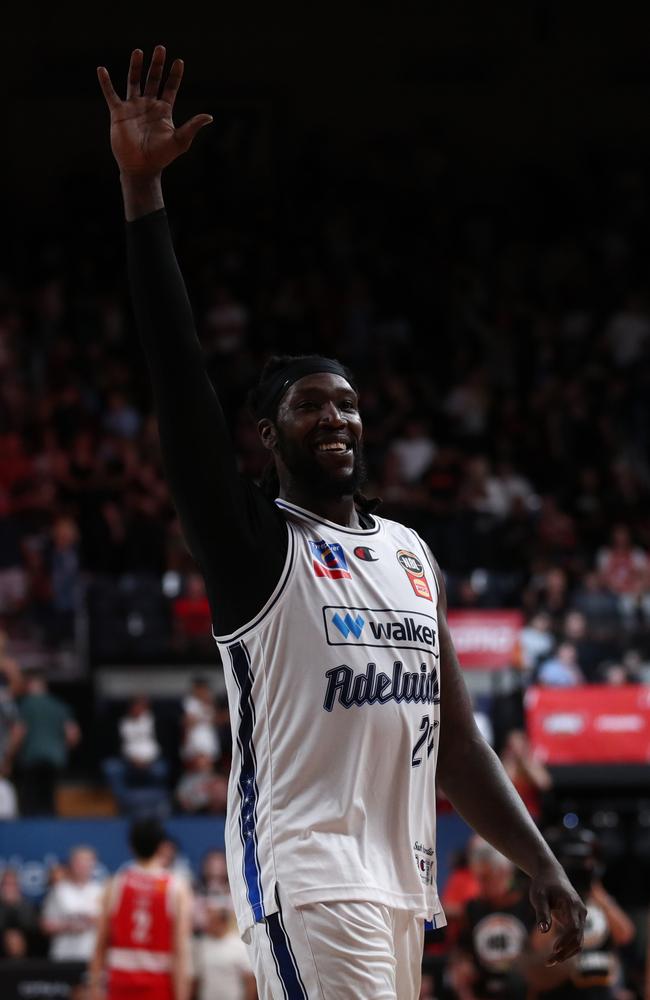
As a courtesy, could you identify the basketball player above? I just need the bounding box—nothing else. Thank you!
[88,819,192,1000]
[97,46,586,999]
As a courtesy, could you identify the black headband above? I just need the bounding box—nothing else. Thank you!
[254,357,356,419]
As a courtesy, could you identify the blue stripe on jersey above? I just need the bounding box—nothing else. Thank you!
[229,641,264,922]
[266,912,308,999]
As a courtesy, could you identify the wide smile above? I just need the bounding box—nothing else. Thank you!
[316,441,352,454]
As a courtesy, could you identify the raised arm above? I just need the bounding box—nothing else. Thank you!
[97,48,287,633]
[429,557,586,965]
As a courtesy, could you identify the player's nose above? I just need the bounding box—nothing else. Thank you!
[319,401,346,425]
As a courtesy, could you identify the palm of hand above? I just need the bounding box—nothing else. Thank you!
[110,98,177,175]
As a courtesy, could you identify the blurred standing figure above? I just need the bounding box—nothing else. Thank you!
[181,677,220,763]
[89,819,192,1000]
[449,840,534,1000]
[0,868,40,958]
[14,668,80,814]
[0,634,22,817]
[41,846,103,961]
[193,896,257,1000]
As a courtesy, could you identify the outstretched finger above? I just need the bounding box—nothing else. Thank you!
[161,58,184,108]
[144,44,166,98]
[97,67,121,110]
[126,49,144,100]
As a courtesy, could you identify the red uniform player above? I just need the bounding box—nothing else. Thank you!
[89,820,191,1000]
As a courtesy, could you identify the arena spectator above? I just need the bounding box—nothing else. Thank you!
[175,752,228,815]
[499,730,552,822]
[387,416,437,484]
[0,489,28,619]
[559,610,612,682]
[524,568,571,625]
[520,613,555,676]
[172,573,213,645]
[448,839,534,1000]
[48,516,82,643]
[194,849,231,931]
[41,845,103,962]
[0,633,21,801]
[535,642,586,688]
[13,669,80,815]
[102,695,169,816]
[0,868,40,958]
[192,895,256,1000]
[597,524,650,623]
[569,571,620,629]
[605,291,650,368]
[181,677,220,763]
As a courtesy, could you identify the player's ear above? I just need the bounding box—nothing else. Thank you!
[258,418,277,452]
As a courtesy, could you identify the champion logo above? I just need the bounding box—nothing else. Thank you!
[354,546,378,562]
[332,612,365,639]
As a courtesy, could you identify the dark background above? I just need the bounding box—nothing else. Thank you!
[6,2,650,219]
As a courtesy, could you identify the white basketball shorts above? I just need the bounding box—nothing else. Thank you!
[243,887,429,999]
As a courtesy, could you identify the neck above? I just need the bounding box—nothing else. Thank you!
[136,857,162,870]
[280,482,362,528]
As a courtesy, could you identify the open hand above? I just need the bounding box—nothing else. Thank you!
[97,46,212,177]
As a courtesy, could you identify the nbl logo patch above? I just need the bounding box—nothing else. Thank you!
[309,539,351,579]
[397,549,433,601]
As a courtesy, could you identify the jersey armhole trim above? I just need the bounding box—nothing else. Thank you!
[212,520,296,644]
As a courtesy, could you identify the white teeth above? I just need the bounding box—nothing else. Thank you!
[317,442,348,452]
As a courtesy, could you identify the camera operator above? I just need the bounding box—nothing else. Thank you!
[525,827,634,999]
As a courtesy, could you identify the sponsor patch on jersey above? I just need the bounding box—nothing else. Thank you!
[396,549,433,601]
[414,842,435,886]
[309,539,351,579]
[353,545,378,562]
[324,605,438,655]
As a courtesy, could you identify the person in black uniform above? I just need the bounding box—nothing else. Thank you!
[449,839,534,1000]
[525,828,635,999]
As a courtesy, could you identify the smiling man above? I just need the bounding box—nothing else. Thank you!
[98,46,585,1000]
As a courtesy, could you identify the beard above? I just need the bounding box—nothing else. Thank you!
[275,428,367,499]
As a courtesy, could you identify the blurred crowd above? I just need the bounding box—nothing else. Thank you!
[0,164,649,672]
[0,658,232,822]
[1,151,650,994]
[0,829,643,998]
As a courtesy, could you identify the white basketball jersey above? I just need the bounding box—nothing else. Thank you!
[213,499,446,934]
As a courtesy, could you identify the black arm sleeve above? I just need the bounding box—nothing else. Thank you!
[126,209,288,636]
